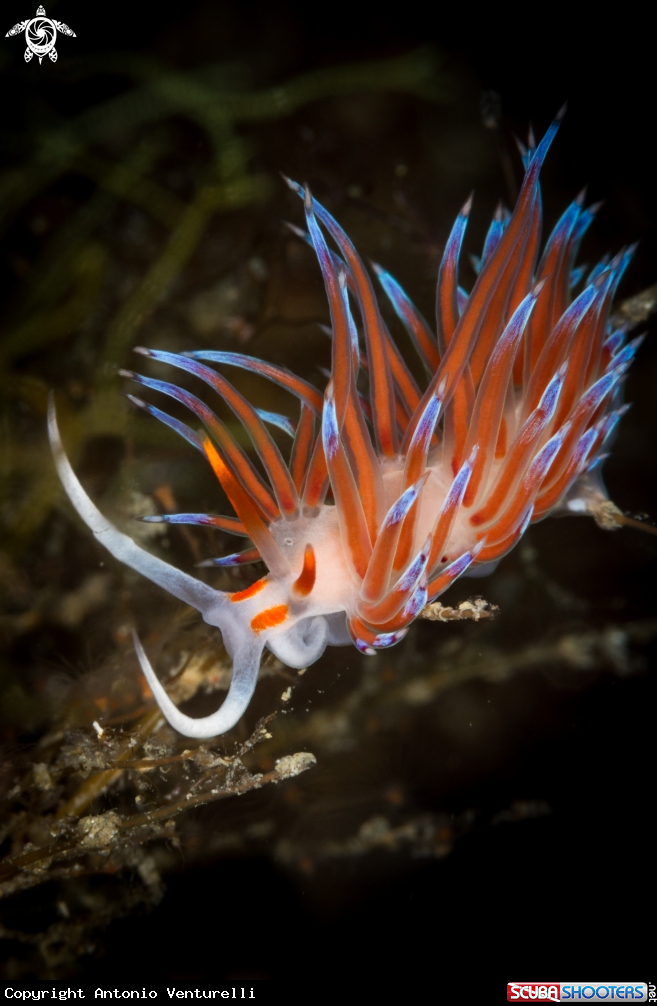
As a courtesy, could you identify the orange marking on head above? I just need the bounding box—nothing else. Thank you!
[250,604,289,634]
[292,544,316,597]
[230,578,267,603]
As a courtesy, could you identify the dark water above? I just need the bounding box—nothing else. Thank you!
[0,1,654,983]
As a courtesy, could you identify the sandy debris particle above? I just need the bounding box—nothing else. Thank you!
[78,812,121,848]
[274,752,316,780]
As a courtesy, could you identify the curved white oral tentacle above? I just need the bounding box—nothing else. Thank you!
[133,630,263,739]
[48,395,223,618]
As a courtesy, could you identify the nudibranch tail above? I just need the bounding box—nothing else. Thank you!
[50,108,646,738]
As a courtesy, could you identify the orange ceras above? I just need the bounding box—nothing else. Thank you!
[292,544,316,597]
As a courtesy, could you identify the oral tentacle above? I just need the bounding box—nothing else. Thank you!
[48,398,223,618]
[133,630,262,740]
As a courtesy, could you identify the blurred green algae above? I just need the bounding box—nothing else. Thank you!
[0,43,451,557]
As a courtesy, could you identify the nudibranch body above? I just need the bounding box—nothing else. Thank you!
[49,111,641,738]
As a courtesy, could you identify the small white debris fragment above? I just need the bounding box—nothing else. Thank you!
[297,668,306,676]
[275,752,316,780]
[419,596,498,622]
[281,688,292,703]
[92,720,104,738]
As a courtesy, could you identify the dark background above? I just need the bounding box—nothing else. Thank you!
[0,0,654,986]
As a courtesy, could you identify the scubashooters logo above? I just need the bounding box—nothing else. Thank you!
[507,985,649,1002]
[5,5,76,63]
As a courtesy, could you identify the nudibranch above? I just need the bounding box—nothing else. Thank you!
[49,110,643,738]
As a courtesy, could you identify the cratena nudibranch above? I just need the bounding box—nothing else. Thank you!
[49,110,644,738]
